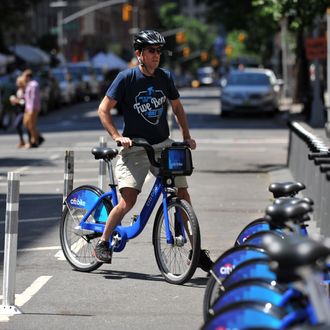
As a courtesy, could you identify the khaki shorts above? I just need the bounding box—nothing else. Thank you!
[115,138,188,192]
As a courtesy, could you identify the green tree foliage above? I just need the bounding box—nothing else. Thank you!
[159,3,217,73]
[197,0,277,64]
[253,0,328,30]
[199,0,328,113]
[253,0,328,114]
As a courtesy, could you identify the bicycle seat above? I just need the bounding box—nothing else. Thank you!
[262,234,330,282]
[274,196,314,206]
[264,202,312,226]
[91,147,118,161]
[268,181,305,198]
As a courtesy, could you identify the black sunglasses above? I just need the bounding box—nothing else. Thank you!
[144,47,162,54]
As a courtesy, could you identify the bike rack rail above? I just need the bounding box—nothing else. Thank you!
[288,121,330,237]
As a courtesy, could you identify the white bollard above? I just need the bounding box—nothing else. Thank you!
[63,150,74,209]
[98,136,107,191]
[0,172,22,315]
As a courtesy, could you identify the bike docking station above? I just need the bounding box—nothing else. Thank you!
[0,172,23,316]
[288,121,330,238]
[63,136,108,205]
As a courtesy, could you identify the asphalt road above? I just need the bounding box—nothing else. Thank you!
[0,87,292,329]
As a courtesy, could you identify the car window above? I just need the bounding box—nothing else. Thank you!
[228,73,271,86]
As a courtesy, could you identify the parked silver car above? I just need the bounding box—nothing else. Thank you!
[220,68,282,117]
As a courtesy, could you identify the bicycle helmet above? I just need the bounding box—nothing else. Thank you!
[133,30,166,50]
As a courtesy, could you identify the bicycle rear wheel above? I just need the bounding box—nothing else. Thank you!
[153,198,201,285]
[60,185,113,272]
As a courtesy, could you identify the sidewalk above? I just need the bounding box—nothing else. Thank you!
[281,96,330,143]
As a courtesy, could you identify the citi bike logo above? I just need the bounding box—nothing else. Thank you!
[70,197,86,207]
[219,263,235,276]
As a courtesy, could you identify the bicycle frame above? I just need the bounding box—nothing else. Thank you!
[73,175,183,252]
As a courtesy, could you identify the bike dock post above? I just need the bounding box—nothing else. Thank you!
[0,172,22,315]
[98,136,107,191]
[63,150,74,209]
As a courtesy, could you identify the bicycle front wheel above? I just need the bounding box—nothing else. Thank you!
[60,185,112,272]
[153,198,201,285]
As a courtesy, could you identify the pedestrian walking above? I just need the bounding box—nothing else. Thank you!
[94,30,213,273]
[22,69,44,148]
[9,75,27,148]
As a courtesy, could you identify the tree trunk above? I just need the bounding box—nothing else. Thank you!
[294,28,311,119]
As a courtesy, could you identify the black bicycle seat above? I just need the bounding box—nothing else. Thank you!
[265,202,312,226]
[273,196,314,206]
[91,147,118,160]
[268,181,305,198]
[262,234,330,271]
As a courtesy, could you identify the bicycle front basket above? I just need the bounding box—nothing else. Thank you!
[160,146,193,176]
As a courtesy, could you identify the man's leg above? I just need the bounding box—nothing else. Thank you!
[23,112,33,146]
[177,187,191,204]
[101,187,138,241]
[30,111,39,145]
[178,187,213,272]
[94,187,138,262]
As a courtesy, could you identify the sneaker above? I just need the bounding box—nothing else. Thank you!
[38,135,45,146]
[198,250,213,272]
[93,240,112,263]
[187,249,214,273]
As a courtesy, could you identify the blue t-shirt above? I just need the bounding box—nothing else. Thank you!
[106,66,180,144]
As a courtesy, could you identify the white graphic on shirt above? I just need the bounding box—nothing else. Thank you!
[133,86,166,125]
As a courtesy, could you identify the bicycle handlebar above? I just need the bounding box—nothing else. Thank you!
[116,138,190,168]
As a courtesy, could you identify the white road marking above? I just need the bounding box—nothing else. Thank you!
[49,154,60,160]
[54,249,65,261]
[15,166,30,173]
[0,246,61,254]
[196,138,287,144]
[0,276,52,322]
[0,178,96,187]
[0,216,59,224]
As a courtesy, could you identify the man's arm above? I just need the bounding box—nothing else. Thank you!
[98,96,132,147]
[170,98,196,150]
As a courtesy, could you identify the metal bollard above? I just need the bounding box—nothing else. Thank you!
[98,136,107,191]
[0,172,22,315]
[63,150,74,208]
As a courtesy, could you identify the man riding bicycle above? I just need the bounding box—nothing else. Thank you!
[94,29,213,273]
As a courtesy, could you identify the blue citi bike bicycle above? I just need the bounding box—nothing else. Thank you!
[202,233,330,329]
[202,182,330,328]
[59,138,201,285]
